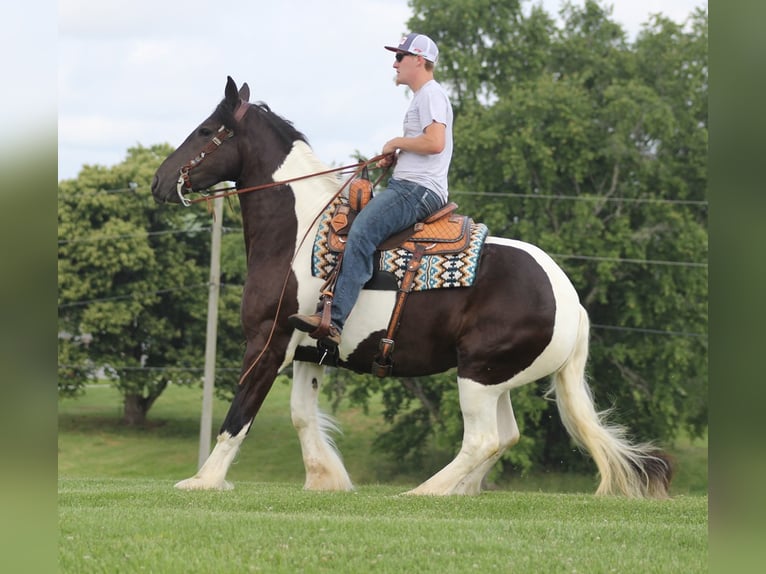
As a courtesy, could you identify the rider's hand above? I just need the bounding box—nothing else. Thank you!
[376,152,397,168]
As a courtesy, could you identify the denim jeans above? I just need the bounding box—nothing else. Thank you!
[330,178,445,330]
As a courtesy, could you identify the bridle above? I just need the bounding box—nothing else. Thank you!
[175,98,252,206]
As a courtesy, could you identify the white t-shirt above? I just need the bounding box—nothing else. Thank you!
[392,79,453,203]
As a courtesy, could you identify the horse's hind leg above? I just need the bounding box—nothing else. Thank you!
[291,361,353,491]
[452,389,520,495]
[407,378,514,496]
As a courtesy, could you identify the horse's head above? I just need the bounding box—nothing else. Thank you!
[151,76,251,204]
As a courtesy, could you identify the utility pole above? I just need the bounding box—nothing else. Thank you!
[198,193,224,469]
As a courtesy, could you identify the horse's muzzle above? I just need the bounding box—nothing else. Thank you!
[150,173,176,204]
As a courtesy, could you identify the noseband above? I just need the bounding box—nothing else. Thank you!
[176,100,251,206]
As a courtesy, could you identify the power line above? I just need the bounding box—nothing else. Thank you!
[59,228,207,246]
[57,283,214,309]
[58,364,241,373]
[451,189,708,206]
[591,323,706,339]
[58,183,143,195]
[60,184,707,207]
[551,253,707,268]
[57,227,243,246]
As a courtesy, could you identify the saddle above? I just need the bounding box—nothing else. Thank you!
[327,200,472,257]
[318,183,476,377]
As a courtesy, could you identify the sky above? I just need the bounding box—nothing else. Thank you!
[55,0,706,182]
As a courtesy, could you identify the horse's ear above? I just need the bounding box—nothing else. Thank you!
[239,83,250,103]
[225,76,239,104]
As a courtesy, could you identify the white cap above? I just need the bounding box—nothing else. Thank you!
[384,33,439,63]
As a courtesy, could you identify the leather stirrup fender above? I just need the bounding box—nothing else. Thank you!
[372,243,427,377]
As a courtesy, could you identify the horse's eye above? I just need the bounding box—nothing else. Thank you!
[198,127,213,137]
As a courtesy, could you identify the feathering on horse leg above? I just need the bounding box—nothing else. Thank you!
[549,306,672,498]
[407,378,505,496]
[175,422,251,491]
[175,344,271,491]
[291,361,353,491]
[453,389,520,494]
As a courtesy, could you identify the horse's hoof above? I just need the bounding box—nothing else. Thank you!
[174,477,234,491]
[402,487,428,496]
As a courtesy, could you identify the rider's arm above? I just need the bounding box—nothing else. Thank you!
[377,121,446,167]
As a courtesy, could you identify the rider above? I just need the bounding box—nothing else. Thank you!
[289,32,454,347]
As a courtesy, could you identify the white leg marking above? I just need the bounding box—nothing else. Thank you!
[452,390,521,495]
[291,361,353,491]
[174,422,251,491]
[407,378,508,496]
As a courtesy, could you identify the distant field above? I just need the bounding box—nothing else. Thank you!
[58,382,707,495]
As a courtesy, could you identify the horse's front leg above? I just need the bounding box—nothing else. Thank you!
[174,393,252,491]
[176,341,281,491]
[291,360,353,491]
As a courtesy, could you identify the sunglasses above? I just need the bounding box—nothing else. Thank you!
[395,52,415,62]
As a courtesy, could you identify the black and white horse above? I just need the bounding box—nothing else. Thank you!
[151,77,671,497]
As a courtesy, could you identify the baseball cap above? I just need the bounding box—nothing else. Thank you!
[384,33,439,63]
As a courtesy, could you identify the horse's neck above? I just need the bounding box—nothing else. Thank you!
[275,141,340,217]
[274,141,341,238]
[240,141,339,263]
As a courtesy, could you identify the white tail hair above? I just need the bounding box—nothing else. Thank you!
[546,306,672,498]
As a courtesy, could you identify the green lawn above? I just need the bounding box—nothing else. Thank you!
[58,383,708,572]
[59,478,707,573]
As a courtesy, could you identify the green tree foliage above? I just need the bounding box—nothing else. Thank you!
[334,1,707,476]
[58,145,246,425]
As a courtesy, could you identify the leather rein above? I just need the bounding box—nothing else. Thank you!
[175,99,388,207]
[173,98,391,385]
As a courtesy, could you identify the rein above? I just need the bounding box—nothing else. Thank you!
[174,106,392,385]
[183,157,387,206]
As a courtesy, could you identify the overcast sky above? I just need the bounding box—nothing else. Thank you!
[55,0,706,182]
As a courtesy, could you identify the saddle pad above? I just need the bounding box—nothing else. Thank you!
[378,223,488,291]
[311,199,488,292]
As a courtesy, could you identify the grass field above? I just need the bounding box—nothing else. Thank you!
[59,383,708,572]
[59,479,706,573]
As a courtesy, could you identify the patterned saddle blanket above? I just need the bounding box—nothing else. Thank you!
[311,196,488,292]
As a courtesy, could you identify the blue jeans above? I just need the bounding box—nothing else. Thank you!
[331,178,444,330]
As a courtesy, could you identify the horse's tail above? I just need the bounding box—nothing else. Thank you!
[546,305,673,498]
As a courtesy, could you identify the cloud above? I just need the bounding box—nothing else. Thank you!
[57,0,706,181]
[57,0,413,179]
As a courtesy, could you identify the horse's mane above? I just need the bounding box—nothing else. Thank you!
[214,99,309,145]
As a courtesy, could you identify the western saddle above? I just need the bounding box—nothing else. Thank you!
[316,178,474,376]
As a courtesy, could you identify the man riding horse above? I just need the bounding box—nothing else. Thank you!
[289,33,452,348]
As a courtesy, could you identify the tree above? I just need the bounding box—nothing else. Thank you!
[57,145,246,424]
[333,0,707,476]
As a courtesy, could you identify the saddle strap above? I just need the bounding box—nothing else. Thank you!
[372,244,427,377]
[311,253,343,340]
